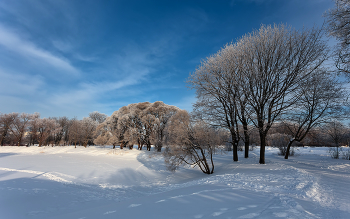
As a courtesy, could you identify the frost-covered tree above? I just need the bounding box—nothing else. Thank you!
[233,24,328,164]
[27,113,40,146]
[56,116,70,146]
[124,102,150,150]
[147,101,179,152]
[95,105,132,149]
[95,101,180,151]
[323,120,348,158]
[164,110,227,174]
[89,111,107,124]
[189,24,328,164]
[189,44,251,161]
[80,117,98,147]
[0,113,18,146]
[325,0,350,75]
[37,118,61,147]
[11,113,34,146]
[69,118,81,148]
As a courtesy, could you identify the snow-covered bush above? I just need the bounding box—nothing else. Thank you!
[164,110,226,174]
[341,147,350,160]
[328,147,341,159]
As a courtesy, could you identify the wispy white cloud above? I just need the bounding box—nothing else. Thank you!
[0,24,80,76]
[0,68,45,96]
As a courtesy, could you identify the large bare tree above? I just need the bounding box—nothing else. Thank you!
[323,120,348,158]
[325,0,350,74]
[188,46,244,161]
[69,118,81,148]
[281,70,346,159]
[236,24,328,164]
[189,24,328,164]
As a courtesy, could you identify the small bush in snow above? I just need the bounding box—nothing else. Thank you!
[341,147,350,160]
[328,147,341,159]
[268,133,294,156]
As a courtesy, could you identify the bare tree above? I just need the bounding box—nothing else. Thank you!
[281,70,346,159]
[189,24,328,164]
[0,113,18,146]
[28,113,40,146]
[164,110,227,174]
[236,24,328,164]
[188,46,243,162]
[80,117,98,147]
[323,120,348,158]
[325,0,350,74]
[69,118,81,148]
[56,116,70,145]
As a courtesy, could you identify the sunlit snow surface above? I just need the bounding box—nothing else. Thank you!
[0,146,349,219]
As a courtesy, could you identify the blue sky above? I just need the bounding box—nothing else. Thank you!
[0,0,335,119]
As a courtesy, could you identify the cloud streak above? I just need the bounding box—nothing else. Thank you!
[0,24,79,76]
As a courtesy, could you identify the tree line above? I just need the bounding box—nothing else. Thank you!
[0,111,106,147]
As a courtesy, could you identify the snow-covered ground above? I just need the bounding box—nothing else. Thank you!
[0,146,349,219]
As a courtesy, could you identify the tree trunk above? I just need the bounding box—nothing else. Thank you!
[233,143,238,162]
[156,140,162,152]
[244,139,249,158]
[1,129,8,146]
[0,136,4,146]
[243,122,250,158]
[259,133,266,164]
[336,143,339,159]
[284,140,295,159]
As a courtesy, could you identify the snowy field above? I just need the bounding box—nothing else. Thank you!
[0,146,349,219]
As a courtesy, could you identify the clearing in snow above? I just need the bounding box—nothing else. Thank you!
[0,146,349,219]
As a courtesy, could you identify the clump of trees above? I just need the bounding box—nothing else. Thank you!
[94,101,179,151]
[188,24,347,164]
